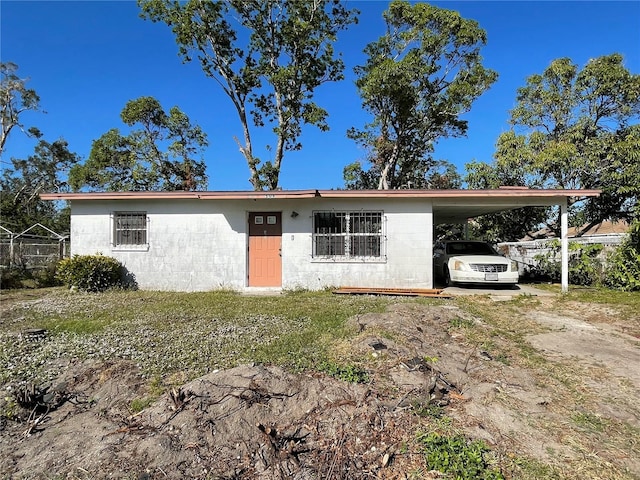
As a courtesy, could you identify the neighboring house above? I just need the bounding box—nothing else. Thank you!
[520,220,629,244]
[41,188,599,292]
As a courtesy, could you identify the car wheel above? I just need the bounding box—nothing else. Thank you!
[444,266,452,287]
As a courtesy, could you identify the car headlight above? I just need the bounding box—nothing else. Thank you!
[511,260,518,272]
[453,260,469,271]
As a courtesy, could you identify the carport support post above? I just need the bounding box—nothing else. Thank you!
[560,199,569,293]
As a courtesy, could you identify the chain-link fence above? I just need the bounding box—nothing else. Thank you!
[0,224,69,270]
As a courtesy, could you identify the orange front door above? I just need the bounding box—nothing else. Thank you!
[248,212,282,287]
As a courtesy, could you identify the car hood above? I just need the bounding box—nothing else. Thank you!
[449,255,509,264]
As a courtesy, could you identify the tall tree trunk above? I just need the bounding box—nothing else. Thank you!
[378,143,400,190]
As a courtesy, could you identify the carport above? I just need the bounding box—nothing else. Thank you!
[429,187,601,292]
[305,187,601,292]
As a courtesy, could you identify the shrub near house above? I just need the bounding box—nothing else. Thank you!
[603,220,640,291]
[57,254,125,292]
[531,241,604,286]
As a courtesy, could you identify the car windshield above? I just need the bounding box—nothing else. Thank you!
[446,242,496,255]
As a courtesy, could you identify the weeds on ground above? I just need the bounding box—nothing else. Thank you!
[129,397,155,413]
[129,375,165,413]
[415,431,504,480]
[572,411,607,433]
[318,361,369,383]
[411,400,444,419]
[449,316,475,329]
[409,406,565,480]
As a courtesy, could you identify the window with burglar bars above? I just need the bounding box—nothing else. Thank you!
[114,212,147,247]
[313,211,384,259]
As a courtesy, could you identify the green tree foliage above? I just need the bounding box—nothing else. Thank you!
[344,1,497,190]
[467,54,640,235]
[465,159,549,241]
[1,62,77,233]
[139,0,358,191]
[344,158,462,190]
[70,96,208,191]
[1,131,78,232]
[0,62,42,155]
[603,220,640,291]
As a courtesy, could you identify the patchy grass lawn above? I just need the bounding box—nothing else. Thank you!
[1,286,638,479]
[0,288,401,385]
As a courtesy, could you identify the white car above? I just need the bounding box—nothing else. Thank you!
[433,241,519,287]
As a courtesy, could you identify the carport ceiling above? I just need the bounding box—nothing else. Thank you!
[432,196,569,225]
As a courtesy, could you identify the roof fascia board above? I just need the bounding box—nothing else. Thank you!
[40,188,601,202]
[39,190,321,201]
[316,189,601,199]
[40,192,198,201]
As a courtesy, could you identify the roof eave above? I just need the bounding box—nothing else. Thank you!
[39,188,601,202]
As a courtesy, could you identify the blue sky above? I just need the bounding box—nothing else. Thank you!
[2,1,639,191]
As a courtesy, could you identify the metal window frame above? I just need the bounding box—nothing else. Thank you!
[312,210,386,260]
[112,211,149,248]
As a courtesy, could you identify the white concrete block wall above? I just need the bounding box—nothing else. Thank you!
[71,199,249,291]
[70,197,434,291]
[279,198,433,290]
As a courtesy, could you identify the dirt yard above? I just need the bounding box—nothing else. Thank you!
[0,290,638,479]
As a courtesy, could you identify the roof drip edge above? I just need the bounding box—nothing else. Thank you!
[39,188,601,201]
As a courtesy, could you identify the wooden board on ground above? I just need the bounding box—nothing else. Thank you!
[333,287,452,298]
